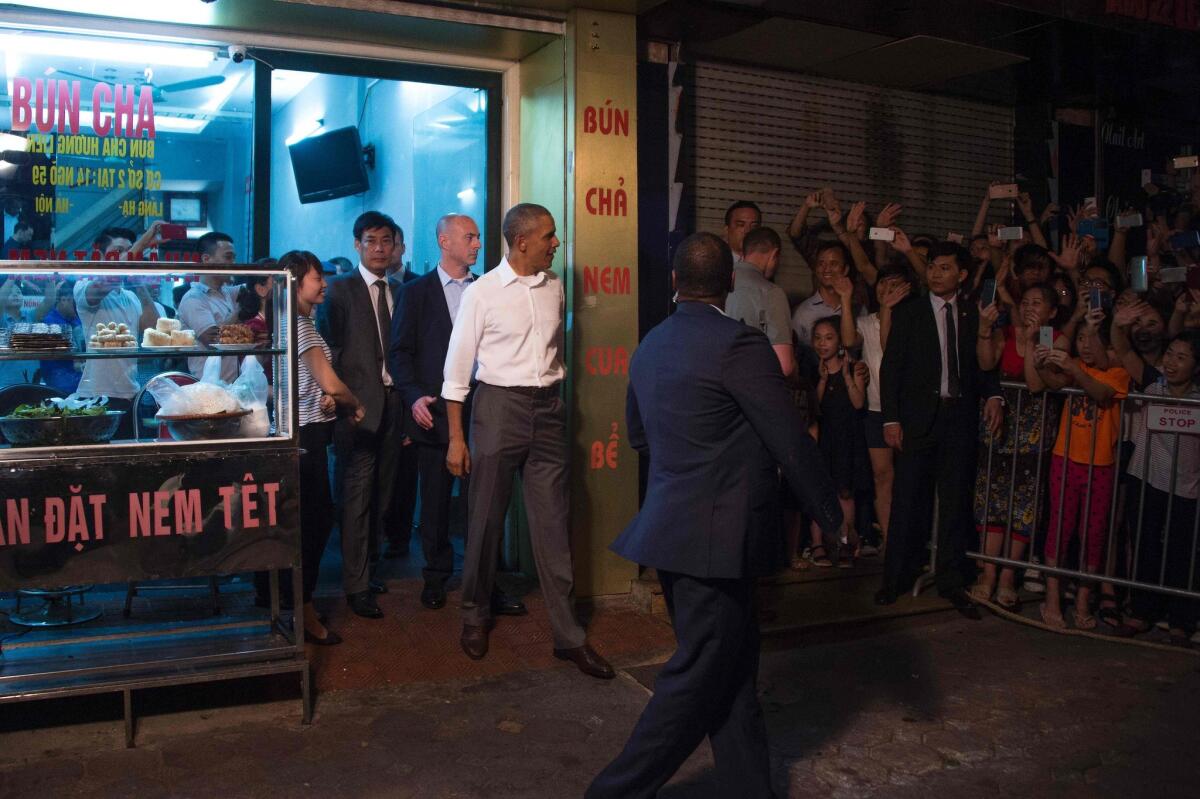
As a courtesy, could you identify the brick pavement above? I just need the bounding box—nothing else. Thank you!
[3,612,1198,798]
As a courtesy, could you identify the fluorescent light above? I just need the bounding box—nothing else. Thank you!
[0,34,215,68]
[457,188,476,201]
[1,1,216,25]
[285,118,325,146]
[0,133,29,153]
[154,116,207,133]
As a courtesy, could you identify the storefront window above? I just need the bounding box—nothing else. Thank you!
[269,71,489,274]
[1,28,255,262]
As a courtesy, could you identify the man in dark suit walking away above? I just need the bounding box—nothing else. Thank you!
[587,233,843,799]
[318,211,411,619]
[875,242,1003,616]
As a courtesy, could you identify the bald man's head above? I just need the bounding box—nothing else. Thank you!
[437,214,481,275]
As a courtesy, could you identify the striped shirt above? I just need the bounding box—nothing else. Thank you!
[297,314,336,426]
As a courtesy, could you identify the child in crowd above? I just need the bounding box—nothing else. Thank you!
[809,315,870,568]
[1038,318,1130,629]
[1116,332,1200,647]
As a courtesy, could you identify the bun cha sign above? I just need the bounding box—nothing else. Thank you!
[9,76,160,140]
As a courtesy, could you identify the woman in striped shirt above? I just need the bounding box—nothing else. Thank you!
[281,250,364,645]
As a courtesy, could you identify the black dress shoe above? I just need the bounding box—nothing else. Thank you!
[554,644,615,679]
[421,582,447,610]
[369,579,389,595]
[874,588,899,606]
[304,629,343,646]
[944,590,982,620]
[347,591,384,619]
[461,623,489,660]
[491,594,527,616]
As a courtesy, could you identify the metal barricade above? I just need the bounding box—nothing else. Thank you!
[966,379,1200,606]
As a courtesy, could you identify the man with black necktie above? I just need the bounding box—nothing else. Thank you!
[318,211,411,619]
[875,242,1004,617]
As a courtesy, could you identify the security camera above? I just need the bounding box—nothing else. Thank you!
[228,45,248,64]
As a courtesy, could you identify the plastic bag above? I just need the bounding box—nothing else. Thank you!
[230,357,270,437]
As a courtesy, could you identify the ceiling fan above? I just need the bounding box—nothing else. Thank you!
[45,66,225,101]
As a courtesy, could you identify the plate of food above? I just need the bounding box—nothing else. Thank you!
[0,398,124,446]
[152,381,250,440]
[141,318,198,350]
[90,321,137,349]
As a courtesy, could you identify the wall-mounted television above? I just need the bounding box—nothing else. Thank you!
[288,126,369,204]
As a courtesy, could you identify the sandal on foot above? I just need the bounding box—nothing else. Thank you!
[1039,603,1067,630]
[1073,611,1097,630]
[995,587,1020,610]
[1097,603,1121,627]
[967,582,994,603]
[808,545,833,568]
[789,556,809,572]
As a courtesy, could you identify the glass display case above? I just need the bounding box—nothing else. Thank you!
[0,263,295,456]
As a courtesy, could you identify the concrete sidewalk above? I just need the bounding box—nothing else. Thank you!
[2,612,1197,798]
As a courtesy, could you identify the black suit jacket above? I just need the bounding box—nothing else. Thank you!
[316,271,403,435]
[880,293,1000,446]
[612,302,843,580]
[388,269,463,445]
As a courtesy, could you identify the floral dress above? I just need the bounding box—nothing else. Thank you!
[973,326,1062,542]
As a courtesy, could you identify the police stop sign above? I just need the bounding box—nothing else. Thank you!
[1148,404,1200,434]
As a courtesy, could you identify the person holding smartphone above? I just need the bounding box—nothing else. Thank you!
[970,284,1068,608]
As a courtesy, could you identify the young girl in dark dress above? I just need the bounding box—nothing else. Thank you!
[810,315,871,568]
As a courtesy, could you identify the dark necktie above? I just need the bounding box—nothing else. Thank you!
[944,303,960,398]
[374,280,391,353]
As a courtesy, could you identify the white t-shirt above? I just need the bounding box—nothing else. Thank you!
[1127,382,1200,499]
[857,314,883,413]
[74,281,142,399]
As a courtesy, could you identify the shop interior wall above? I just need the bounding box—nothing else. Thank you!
[268,73,462,266]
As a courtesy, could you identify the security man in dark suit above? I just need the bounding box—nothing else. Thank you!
[875,241,1004,615]
[388,214,525,619]
[587,233,842,799]
[318,211,414,619]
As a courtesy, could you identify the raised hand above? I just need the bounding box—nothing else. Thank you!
[1113,300,1147,328]
[876,202,902,229]
[845,201,866,236]
[803,191,822,210]
[1017,192,1035,220]
[832,274,855,302]
[882,281,911,309]
[1051,233,1084,272]
[892,227,913,254]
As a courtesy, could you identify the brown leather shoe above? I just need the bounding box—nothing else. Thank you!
[461,623,489,660]
[553,644,615,679]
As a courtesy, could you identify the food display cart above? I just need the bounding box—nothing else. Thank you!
[0,262,307,746]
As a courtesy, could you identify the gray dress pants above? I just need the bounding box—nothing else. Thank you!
[460,383,586,650]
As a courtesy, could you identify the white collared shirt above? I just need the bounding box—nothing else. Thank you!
[441,257,565,403]
[358,262,393,386]
[929,292,958,398]
[436,263,475,323]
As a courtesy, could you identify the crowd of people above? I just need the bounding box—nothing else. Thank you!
[720,168,1200,646]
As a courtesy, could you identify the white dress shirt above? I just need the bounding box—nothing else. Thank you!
[441,257,565,403]
[929,292,958,398]
[437,264,475,323]
[358,262,393,386]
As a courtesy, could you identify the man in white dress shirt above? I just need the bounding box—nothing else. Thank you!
[442,203,613,679]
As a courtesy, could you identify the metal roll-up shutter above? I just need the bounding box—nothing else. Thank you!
[691,61,1014,299]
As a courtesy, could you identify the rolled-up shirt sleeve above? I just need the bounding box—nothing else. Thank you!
[441,283,483,402]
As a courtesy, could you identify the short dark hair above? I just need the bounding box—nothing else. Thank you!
[814,240,850,265]
[353,211,398,241]
[197,231,233,257]
[279,249,322,285]
[673,232,733,298]
[742,226,781,256]
[928,241,971,272]
[101,226,136,243]
[502,203,552,247]
[811,315,843,343]
[1168,330,1200,378]
[876,263,916,292]
[723,200,761,227]
[1082,257,1124,294]
[1013,244,1053,276]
